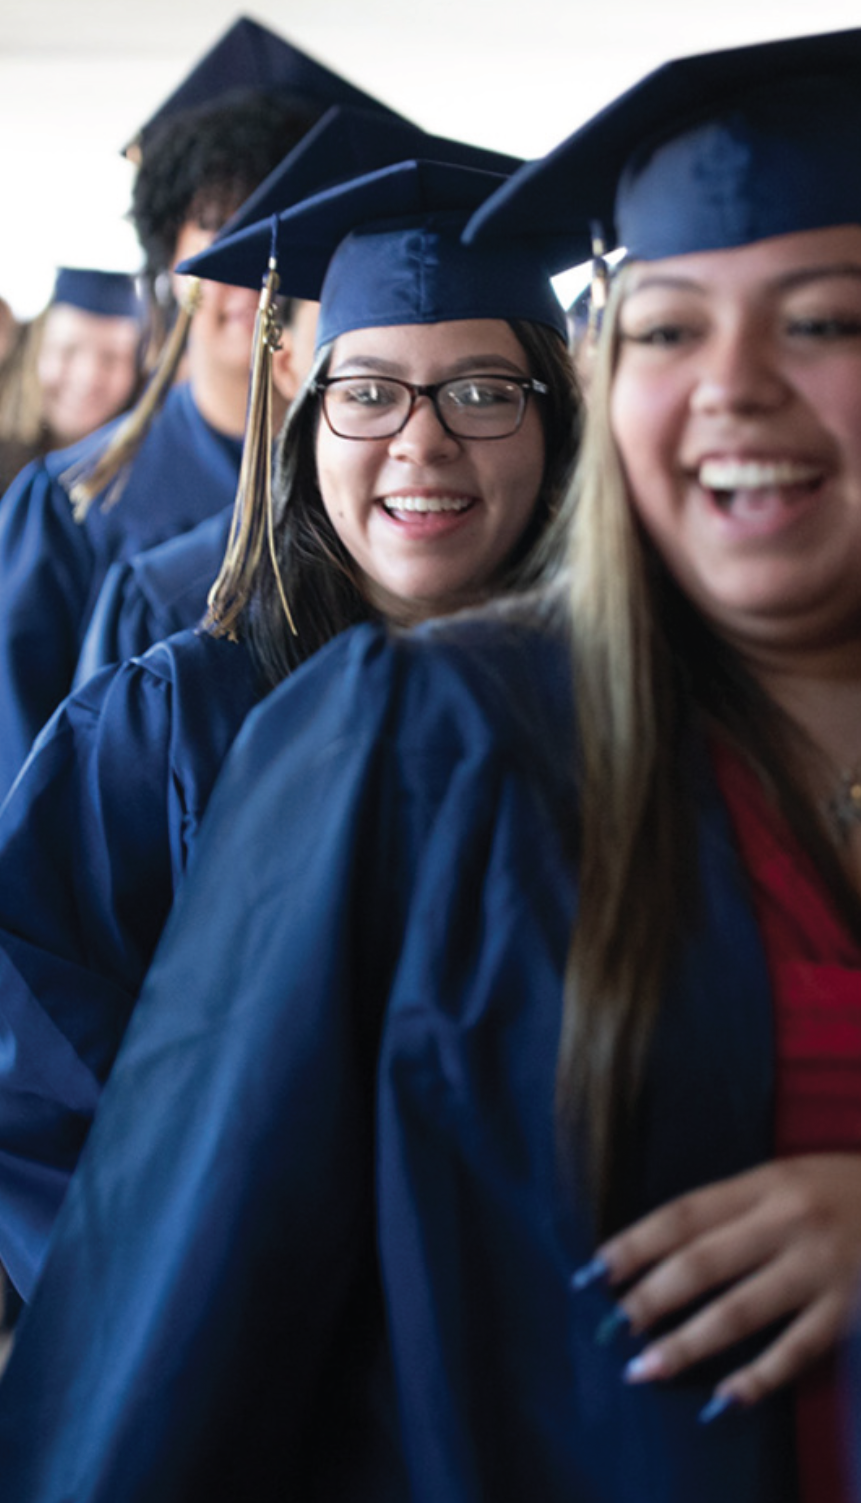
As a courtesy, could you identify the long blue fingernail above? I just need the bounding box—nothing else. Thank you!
[595,1305,630,1345]
[698,1392,737,1425]
[571,1255,609,1292]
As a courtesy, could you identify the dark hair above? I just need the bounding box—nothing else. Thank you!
[232,318,581,690]
[130,90,322,284]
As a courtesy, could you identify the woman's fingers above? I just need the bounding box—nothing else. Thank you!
[598,1167,770,1287]
[713,1293,846,1408]
[614,1204,781,1335]
[623,1252,828,1384]
[576,1155,861,1401]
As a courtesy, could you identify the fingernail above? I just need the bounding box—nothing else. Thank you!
[571,1255,609,1292]
[595,1305,631,1346]
[623,1349,663,1383]
[698,1392,737,1426]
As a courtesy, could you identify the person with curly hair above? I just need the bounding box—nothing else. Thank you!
[0,20,392,802]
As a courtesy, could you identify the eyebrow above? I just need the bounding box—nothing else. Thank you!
[328,352,529,378]
[624,263,861,298]
[776,263,861,292]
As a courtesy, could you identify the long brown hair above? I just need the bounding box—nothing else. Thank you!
[559,269,861,1230]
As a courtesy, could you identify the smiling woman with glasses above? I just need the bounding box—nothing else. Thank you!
[193,159,580,676]
[0,153,580,1316]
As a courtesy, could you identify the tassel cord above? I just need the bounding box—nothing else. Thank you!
[206,260,296,639]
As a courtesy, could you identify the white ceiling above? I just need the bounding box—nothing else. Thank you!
[2,0,861,313]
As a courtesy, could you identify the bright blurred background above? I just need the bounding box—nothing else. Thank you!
[3,0,861,317]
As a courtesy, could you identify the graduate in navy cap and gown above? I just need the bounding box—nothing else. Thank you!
[0,154,578,1311]
[0,268,145,493]
[5,23,861,1503]
[0,19,400,801]
[73,105,523,682]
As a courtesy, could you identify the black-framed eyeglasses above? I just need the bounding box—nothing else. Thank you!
[313,372,549,441]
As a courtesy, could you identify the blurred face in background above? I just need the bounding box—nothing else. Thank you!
[37,302,141,444]
[172,220,260,382]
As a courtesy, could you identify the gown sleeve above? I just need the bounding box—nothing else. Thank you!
[73,508,231,686]
[72,558,144,682]
[0,460,93,801]
[0,648,207,1298]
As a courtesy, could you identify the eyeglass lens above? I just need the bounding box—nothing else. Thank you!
[323,376,528,439]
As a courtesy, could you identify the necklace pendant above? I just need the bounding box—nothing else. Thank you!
[825,770,861,844]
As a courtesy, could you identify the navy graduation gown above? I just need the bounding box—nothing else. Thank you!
[73,506,233,684]
[0,629,260,1300]
[0,384,242,800]
[0,609,797,1501]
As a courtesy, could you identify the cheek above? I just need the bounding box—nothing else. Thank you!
[37,351,66,394]
[107,360,136,398]
[314,428,368,530]
[500,415,546,505]
[610,371,653,474]
[610,370,683,518]
[799,367,861,480]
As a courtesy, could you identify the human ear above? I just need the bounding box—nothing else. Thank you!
[271,327,301,403]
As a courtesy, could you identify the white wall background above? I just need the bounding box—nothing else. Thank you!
[3,0,861,316]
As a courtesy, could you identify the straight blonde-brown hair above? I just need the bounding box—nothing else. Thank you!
[559,270,861,1230]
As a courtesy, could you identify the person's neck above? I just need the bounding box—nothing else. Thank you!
[741,635,861,772]
[187,357,249,439]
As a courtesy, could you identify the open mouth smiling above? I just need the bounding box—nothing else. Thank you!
[381,494,476,516]
[697,457,824,512]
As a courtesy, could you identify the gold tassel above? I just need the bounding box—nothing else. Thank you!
[64,278,202,519]
[205,251,297,641]
[588,224,610,337]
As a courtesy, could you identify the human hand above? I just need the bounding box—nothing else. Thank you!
[576,1155,861,1418]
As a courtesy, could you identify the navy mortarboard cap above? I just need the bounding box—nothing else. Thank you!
[220,104,523,238]
[177,159,567,346]
[125,15,400,160]
[51,268,144,321]
[466,26,861,263]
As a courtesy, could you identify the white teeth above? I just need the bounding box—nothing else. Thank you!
[383,495,472,514]
[698,458,821,491]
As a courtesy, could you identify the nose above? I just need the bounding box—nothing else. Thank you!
[690,321,789,417]
[70,348,105,399]
[387,394,461,463]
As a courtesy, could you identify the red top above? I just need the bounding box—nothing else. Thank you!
[712,739,861,1503]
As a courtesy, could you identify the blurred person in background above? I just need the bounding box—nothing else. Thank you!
[0,268,144,493]
[0,16,399,803]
